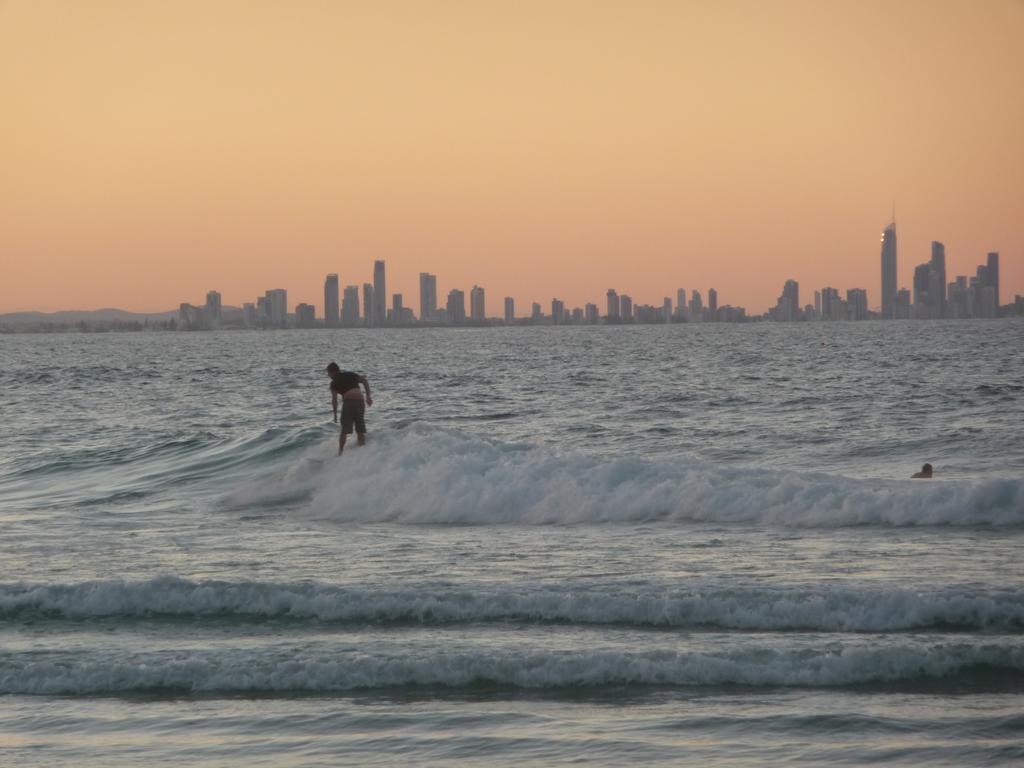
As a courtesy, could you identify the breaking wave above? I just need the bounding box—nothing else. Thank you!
[3,644,1022,695]
[3,577,1022,632]
[227,425,1024,527]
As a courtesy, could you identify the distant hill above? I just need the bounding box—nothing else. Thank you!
[0,308,179,325]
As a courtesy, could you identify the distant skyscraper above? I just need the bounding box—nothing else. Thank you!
[894,288,911,319]
[606,289,619,320]
[913,264,931,318]
[470,285,485,322]
[987,252,1000,309]
[446,289,466,324]
[585,303,599,324]
[663,297,672,323]
[295,303,315,328]
[373,260,387,326]
[265,289,287,328]
[707,288,718,320]
[846,289,868,321]
[880,221,897,319]
[205,290,222,323]
[391,293,404,324]
[504,297,515,324]
[689,290,703,322]
[531,302,542,323]
[551,298,565,324]
[620,295,633,321]
[821,287,842,321]
[676,288,686,314]
[342,285,360,325]
[324,274,339,327]
[773,280,799,321]
[929,242,946,318]
[419,273,437,323]
[362,283,374,326]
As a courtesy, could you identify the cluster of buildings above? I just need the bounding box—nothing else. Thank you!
[179,259,742,330]
[177,221,1017,330]
[768,220,1012,322]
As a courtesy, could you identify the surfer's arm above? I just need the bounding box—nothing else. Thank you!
[360,376,373,406]
[331,388,338,422]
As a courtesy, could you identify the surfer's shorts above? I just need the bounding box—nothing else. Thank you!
[340,399,366,434]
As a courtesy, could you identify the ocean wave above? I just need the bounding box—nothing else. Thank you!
[3,577,1022,632]
[3,644,1022,695]
[0,425,328,508]
[233,425,1024,527]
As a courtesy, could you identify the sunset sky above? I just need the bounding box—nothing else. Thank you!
[2,0,1022,315]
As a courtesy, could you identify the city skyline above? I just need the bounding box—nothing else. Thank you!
[3,2,1022,315]
[163,232,1014,331]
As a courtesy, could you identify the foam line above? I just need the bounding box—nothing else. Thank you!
[3,577,1022,632]
[237,425,1024,526]
[3,644,1021,695]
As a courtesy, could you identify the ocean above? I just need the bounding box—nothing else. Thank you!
[1,320,1022,766]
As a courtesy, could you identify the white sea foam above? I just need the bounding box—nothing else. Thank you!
[2,644,1021,695]
[3,577,1022,632]
[238,425,1024,527]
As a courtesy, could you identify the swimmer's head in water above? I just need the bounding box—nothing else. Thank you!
[325,362,340,375]
[922,463,933,473]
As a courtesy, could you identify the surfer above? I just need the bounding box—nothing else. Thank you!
[326,362,373,455]
[911,463,933,479]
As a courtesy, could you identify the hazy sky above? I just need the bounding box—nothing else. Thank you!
[2,0,1022,314]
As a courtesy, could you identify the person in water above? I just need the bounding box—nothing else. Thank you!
[326,362,373,455]
[912,463,933,479]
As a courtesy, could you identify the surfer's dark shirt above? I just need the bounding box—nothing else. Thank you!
[329,371,362,396]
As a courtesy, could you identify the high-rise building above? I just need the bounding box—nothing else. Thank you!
[606,289,619,320]
[324,274,339,327]
[531,302,542,323]
[373,260,387,326]
[880,221,897,319]
[913,264,931,318]
[970,264,995,319]
[295,303,315,328]
[585,303,599,324]
[929,242,946,318]
[689,290,704,322]
[676,288,687,315]
[446,289,466,324]
[814,290,822,319]
[772,280,799,321]
[620,295,633,321]
[663,297,672,323]
[894,289,911,319]
[391,293,404,324]
[504,297,515,324]
[362,283,374,326]
[205,290,222,324]
[419,273,437,323]
[707,288,718,320]
[470,285,485,322]
[256,295,269,327]
[265,289,287,328]
[551,298,565,324]
[847,288,868,320]
[987,252,1000,309]
[821,287,842,320]
[342,285,360,325]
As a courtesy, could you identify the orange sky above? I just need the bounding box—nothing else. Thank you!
[2,0,1022,315]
